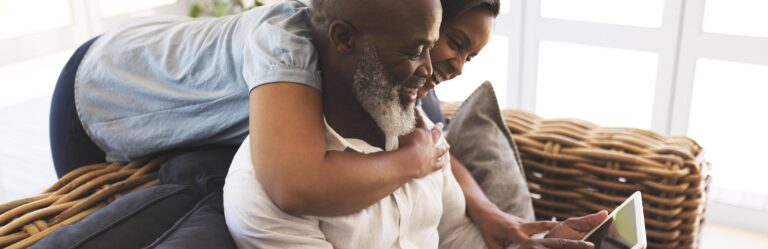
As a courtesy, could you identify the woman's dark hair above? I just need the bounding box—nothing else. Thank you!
[441,0,501,22]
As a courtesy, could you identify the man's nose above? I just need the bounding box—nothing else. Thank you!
[415,51,434,79]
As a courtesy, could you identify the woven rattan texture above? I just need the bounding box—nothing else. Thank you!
[0,156,169,248]
[442,102,711,249]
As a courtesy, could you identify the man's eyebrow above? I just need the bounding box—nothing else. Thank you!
[416,38,434,45]
[417,37,439,49]
[404,38,436,49]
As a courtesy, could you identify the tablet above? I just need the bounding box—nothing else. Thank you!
[582,191,647,249]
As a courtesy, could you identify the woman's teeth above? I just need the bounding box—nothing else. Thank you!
[432,73,445,84]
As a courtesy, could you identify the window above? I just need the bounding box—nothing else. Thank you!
[535,41,658,128]
[0,50,74,108]
[540,0,664,28]
[688,59,768,195]
[0,0,188,202]
[0,0,72,40]
[703,0,768,38]
[98,0,179,17]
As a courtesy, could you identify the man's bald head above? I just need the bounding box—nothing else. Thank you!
[311,0,442,33]
[313,0,443,142]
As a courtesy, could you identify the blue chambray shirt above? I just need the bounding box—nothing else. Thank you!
[75,0,320,161]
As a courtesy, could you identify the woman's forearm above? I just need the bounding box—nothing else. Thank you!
[450,155,497,219]
[248,83,421,216]
[266,148,422,216]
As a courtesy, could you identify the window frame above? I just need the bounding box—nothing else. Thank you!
[498,0,768,232]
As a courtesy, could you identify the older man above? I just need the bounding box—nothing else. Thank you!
[223,0,605,248]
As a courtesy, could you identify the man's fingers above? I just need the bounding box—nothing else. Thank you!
[433,143,449,170]
[414,107,426,129]
[564,210,608,232]
[522,221,560,235]
[431,122,444,143]
[537,238,595,249]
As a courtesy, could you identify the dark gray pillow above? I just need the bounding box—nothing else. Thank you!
[31,185,198,249]
[145,192,236,249]
[445,81,535,221]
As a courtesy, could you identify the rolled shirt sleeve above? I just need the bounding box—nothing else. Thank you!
[241,1,322,92]
[74,0,322,161]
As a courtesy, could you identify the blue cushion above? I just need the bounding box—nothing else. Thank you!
[159,145,239,197]
[420,90,446,125]
[31,185,198,249]
[145,192,236,249]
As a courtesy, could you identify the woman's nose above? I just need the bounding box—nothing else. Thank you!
[448,57,465,79]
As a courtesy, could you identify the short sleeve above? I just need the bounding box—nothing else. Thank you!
[241,1,322,92]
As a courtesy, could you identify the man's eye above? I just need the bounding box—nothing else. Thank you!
[408,52,422,60]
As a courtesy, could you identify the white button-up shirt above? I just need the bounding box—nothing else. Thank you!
[223,110,488,249]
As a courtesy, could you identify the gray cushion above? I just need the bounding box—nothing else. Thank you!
[445,81,535,221]
[31,185,198,249]
[145,192,236,249]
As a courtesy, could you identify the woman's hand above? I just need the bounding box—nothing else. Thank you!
[515,211,607,249]
[472,206,559,249]
[398,108,449,178]
[519,238,595,249]
[545,211,608,240]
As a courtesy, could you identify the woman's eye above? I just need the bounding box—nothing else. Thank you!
[450,37,463,50]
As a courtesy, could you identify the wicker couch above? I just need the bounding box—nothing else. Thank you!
[442,103,711,249]
[0,105,710,249]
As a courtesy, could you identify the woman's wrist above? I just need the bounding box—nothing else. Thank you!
[396,146,425,180]
[466,195,499,222]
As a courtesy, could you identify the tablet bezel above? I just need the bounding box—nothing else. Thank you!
[581,191,647,249]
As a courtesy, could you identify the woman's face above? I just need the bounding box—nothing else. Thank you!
[418,8,494,98]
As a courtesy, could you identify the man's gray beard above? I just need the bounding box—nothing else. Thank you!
[352,45,416,137]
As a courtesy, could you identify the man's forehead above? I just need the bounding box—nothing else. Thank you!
[373,8,441,46]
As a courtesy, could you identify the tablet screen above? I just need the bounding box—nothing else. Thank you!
[584,192,645,249]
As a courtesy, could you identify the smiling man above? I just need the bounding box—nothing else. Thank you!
[222,0,462,247]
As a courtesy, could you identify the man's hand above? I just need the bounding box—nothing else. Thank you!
[474,207,559,249]
[545,211,609,240]
[398,108,448,178]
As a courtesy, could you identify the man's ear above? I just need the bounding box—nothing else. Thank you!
[328,20,357,55]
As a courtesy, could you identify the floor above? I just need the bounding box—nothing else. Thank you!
[701,222,768,249]
[0,96,57,201]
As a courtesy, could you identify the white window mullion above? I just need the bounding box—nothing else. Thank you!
[519,0,542,113]
[500,0,525,109]
[693,34,768,65]
[669,0,706,136]
[651,0,686,136]
[536,19,662,52]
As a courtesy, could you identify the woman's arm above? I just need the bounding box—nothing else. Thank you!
[451,155,559,249]
[247,83,444,216]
